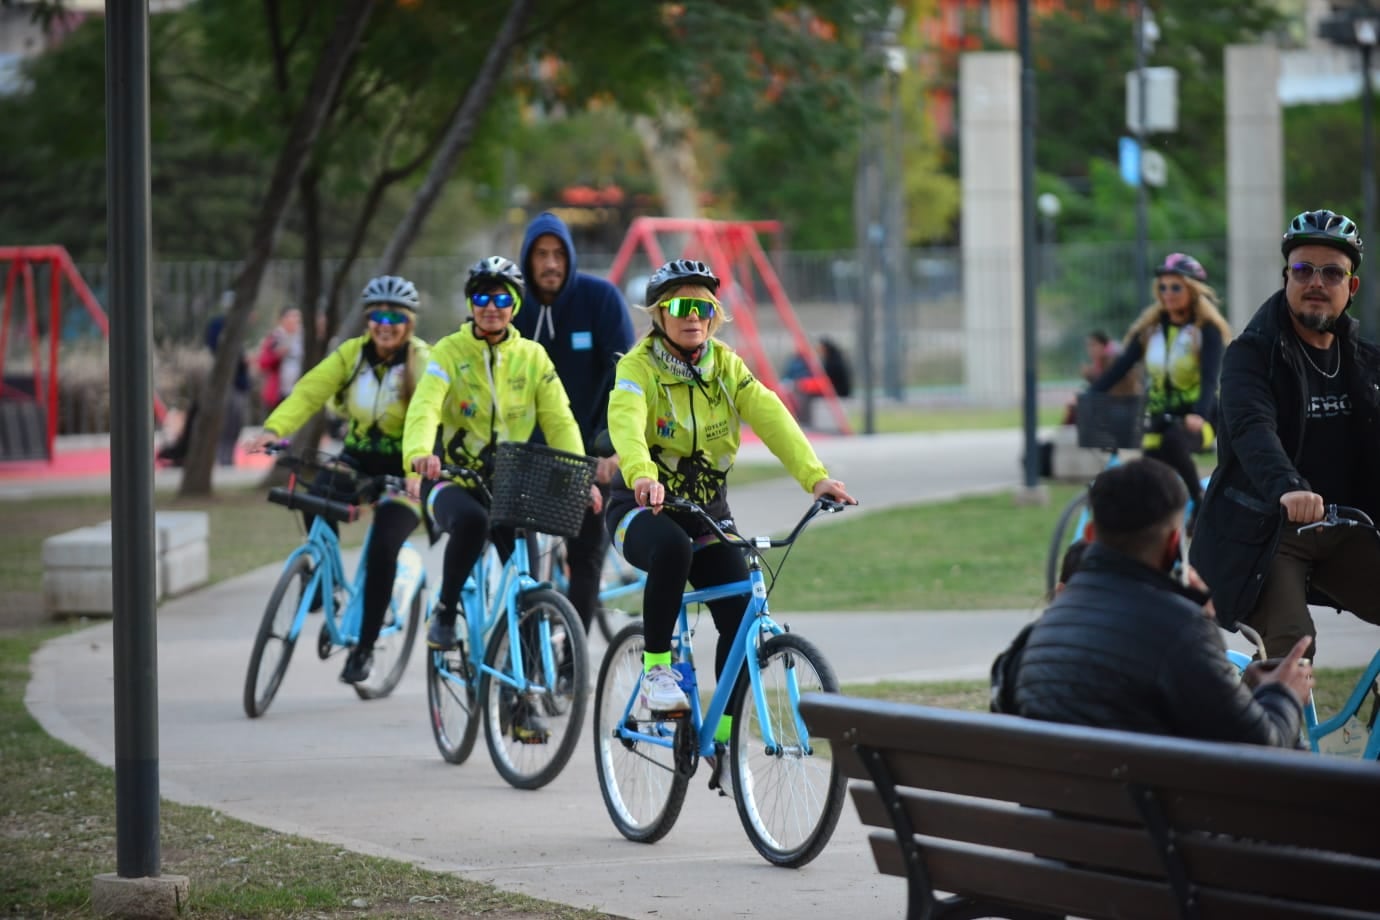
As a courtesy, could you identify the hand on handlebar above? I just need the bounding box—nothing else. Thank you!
[633,476,664,514]
[245,430,282,454]
[589,483,603,514]
[1280,490,1325,525]
[811,477,858,505]
[408,455,440,500]
[595,454,620,486]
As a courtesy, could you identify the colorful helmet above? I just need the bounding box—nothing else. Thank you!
[1282,209,1363,269]
[361,275,420,310]
[1154,253,1207,283]
[645,259,720,306]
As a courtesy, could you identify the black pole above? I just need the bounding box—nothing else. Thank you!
[105,0,161,878]
[883,64,905,401]
[1019,0,1039,490]
[1133,2,1149,305]
[1363,41,1376,332]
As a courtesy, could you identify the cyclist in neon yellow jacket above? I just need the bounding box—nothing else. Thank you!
[247,275,431,685]
[605,259,856,735]
[404,258,599,716]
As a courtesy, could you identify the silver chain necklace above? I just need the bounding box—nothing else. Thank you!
[1300,339,1341,379]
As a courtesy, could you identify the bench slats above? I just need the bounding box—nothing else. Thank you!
[854,785,1380,911]
[847,747,1378,858]
[869,834,1380,920]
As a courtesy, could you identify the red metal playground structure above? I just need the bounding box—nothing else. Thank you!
[0,245,166,463]
[605,217,851,435]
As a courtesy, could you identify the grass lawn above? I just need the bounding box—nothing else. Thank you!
[846,403,1065,434]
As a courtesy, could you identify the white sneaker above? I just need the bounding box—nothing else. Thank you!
[641,664,690,713]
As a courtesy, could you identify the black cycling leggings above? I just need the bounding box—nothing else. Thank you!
[357,501,420,653]
[616,508,749,680]
[427,483,515,623]
[1146,421,1206,505]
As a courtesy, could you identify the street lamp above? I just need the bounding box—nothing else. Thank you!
[1319,0,1378,331]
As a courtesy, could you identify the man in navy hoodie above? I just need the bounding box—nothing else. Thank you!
[516,211,636,633]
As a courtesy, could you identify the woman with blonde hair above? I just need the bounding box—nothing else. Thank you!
[604,258,856,738]
[1090,253,1232,524]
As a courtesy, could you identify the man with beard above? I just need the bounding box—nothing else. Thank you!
[1191,209,1380,660]
[514,212,635,634]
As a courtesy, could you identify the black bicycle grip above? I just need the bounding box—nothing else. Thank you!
[267,487,360,524]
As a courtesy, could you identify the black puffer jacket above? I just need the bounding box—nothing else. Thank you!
[1189,290,1380,627]
[1013,543,1303,747]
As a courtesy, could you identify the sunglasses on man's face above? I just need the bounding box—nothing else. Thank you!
[662,297,717,319]
[367,309,410,326]
[471,292,515,309]
[1157,281,1184,294]
[1288,262,1352,287]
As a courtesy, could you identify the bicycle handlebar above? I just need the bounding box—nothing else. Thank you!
[657,494,847,550]
[1296,504,1378,535]
[264,443,408,514]
[266,486,362,524]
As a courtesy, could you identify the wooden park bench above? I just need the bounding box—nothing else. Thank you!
[800,694,1380,920]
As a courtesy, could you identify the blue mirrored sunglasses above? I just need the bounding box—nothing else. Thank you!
[367,309,409,325]
[471,292,515,309]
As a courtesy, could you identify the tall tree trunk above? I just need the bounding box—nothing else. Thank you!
[179,0,374,497]
[372,0,534,281]
[633,109,703,220]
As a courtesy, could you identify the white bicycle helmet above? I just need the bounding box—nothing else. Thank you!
[361,275,421,310]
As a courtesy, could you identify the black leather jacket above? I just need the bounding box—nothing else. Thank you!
[1013,544,1303,747]
[1190,290,1380,627]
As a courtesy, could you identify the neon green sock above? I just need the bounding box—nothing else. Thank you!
[644,650,672,673]
[714,715,733,744]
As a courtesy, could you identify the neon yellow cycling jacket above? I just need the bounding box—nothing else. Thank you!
[403,322,584,476]
[608,336,828,510]
[262,334,431,457]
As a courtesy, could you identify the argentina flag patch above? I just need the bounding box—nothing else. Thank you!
[616,379,643,395]
[425,361,450,383]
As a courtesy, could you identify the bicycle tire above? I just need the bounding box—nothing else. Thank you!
[479,588,589,790]
[1045,491,1090,594]
[730,632,846,868]
[592,623,690,843]
[353,578,422,701]
[426,606,480,764]
[243,554,312,718]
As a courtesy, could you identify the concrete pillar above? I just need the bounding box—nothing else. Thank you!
[1226,45,1284,331]
[960,52,1022,403]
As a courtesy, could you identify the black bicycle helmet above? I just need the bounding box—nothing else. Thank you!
[645,259,720,306]
[362,275,420,310]
[1282,209,1363,269]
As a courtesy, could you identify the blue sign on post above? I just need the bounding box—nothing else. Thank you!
[1119,136,1141,187]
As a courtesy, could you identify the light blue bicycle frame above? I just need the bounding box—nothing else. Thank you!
[434,536,561,698]
[1226,646,1380,758]
[280,515,425,650]
[613,555,806,761]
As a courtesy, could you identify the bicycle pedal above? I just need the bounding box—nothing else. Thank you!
[649,707,690,721]
[512,729,550,745]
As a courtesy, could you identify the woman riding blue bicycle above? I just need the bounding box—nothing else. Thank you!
[404,256,599,739]
[1089,252,1232,531]
[604,259,856,737]
[247,275,431,685]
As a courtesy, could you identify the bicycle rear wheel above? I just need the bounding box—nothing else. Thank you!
[730,632,845,868]
[427,610,480,764]
[243,554,312,718]
[479,588,588,790]
[1045,491,1090,594]
[354,576,422,701]
[592,623,690,843]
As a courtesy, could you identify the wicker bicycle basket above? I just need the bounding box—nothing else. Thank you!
[1075,392,1146,450]
[489,441,597,538]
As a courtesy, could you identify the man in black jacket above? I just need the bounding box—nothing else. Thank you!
[1190,209,1380,660]
[1013,458,1311,747]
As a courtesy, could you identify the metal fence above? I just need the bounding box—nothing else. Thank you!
[5,239,1234,404]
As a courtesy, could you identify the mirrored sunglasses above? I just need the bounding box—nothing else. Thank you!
[662,297,717,319]
[1289,262,1351,287]
[471,292,515,309]
[367,309,410,325]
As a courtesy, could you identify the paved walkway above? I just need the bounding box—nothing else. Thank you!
[22,429,1378,919]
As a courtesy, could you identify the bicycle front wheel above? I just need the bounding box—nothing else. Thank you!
[479,588,589,790]
[243,554,312,718]
[592,623,690,843]
[354,577,422,701]
[427,610,480,764]
[731,632,845,868]
[1045,491,1090,594]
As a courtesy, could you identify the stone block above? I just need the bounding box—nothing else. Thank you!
[40,511,208,615]
[1048,425,1135,483]
[92,872,190,919]
[161,539,208,598]
[154,511,208,553]
[43,565,164,616]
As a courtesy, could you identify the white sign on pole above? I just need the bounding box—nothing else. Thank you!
[1141,150,1168,187]
[1125,67,1179,134]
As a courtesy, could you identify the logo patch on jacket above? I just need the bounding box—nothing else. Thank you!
[458,400,478,418]
[656,416,677,438]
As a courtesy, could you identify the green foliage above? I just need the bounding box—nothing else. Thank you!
[1284,98,1378,222]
